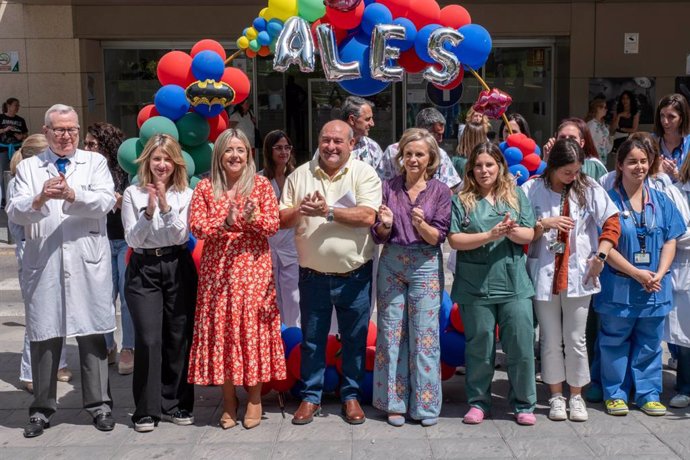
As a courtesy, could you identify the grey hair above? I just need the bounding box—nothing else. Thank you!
[339,96,374,122]
[415,107,446,130]
[44,104,77,126]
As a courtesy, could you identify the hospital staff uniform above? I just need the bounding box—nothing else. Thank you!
[450,188,536,415]
[595,186,685,406]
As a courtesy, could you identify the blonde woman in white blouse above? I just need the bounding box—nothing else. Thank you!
[121,134,197,433]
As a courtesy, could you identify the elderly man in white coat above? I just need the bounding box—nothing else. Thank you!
[7,104,117,438]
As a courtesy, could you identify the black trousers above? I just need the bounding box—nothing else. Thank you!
[125,249,197,422]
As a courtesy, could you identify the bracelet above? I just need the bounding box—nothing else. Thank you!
[144,210,153,220]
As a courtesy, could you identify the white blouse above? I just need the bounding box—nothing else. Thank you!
[121,184,193,249]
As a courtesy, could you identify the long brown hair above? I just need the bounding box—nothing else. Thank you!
[459,142,519,213]
[542,138,589,208]
[211,128,256,199]
[456,122,486,158]
[654,93,690,138]
[262,129,295,180]
[136,134,188,192]
[558,118,599,160]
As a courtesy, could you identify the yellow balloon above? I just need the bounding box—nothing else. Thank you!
[246,27,258,40]
[237,36,249,50]
[267,0,298,21]
[259,7,268,18]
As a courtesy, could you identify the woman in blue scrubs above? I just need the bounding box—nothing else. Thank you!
[595,136,685,416]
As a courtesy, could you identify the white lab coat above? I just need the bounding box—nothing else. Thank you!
[522,178,619,301]
[664,182,690,347]
[6,148,116,341]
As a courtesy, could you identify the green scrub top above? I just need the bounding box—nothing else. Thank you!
[450,187,536,305]
[582,158,608,182]
[452,156,467,178]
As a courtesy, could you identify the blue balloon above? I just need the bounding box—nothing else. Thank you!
[440,330,466,367]
[323,366,340,393]
[337,35,389,97]
[154,85,189,121]
[535,160,547,175]
[281,326,303,358]
[439,291,452,334]
[414,24,441,64]
[257,30,271,46]
[193,104,225,119]
[186,235,197,252]
[267,19,284,38]
[364,0,375,4]
[191,50,225,82]
[509,164,530,185]
[390,17,416,52]
[455,24,492,70]
[534,145,542,157]
[360,371,374,404]
[499,141,508,153]
[253,17,267,32]
[503,146,523,167]
[361,3,393,36]
[281,323,287,333]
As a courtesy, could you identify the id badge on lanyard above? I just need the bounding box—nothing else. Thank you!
[548,186,569,254]
[620,185,651,265]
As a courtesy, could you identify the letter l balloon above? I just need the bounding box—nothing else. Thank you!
[316,23,361,81]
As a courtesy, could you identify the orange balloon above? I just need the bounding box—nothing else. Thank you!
[245,48,257,58]
[258,46,271,57]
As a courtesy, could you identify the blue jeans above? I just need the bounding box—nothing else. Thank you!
[675,345,690,395]
[105,239,135,350]
[298,261,372,404]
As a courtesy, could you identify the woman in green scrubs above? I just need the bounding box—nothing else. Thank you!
[448,142,537,426]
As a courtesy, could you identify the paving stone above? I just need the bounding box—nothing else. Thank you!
[504,435,596,458]
[272,440,351,460]
[353,438,432,459]
[429,437,514,459]
[111,443,196,459]
[583,433,679,457]
[194,441,274,460]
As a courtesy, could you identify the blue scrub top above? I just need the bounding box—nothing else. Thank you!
[595,186,685,317]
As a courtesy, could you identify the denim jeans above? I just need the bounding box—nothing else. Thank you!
[105,239,135,350]
[298,261,372,404]
[675,345,690,395]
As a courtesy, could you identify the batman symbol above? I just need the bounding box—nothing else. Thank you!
[186,79,236,108]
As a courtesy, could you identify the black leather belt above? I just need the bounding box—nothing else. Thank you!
[133,245,185,257]
[301,260,371,278]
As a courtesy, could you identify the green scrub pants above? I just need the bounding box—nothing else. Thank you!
[460,298,536,414]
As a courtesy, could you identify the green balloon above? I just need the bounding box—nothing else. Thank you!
[175,113,210,147]
[189,175,202,189]
[117,137,144,176]
[298,0,326,22]
[186,142,213,175]
[181,150,195,177]
[249,39,260,52]
[140,116,179,143]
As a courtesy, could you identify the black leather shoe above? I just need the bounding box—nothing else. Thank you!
[93,412,116,431]
[24,417,49,438]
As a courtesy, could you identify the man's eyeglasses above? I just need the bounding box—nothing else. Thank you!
[272,145,293,152]
[84,141,98,149]
[50,127,80,136]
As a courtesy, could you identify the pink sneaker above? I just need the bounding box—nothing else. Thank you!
[515,412,536,426]
[462,407,485,424]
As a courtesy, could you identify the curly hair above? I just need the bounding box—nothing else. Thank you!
[87,122,127,193]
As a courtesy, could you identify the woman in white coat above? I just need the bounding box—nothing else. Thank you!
[665,155,690,407]
[523,138,620,422]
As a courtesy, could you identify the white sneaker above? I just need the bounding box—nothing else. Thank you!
[548,395,567,421]
[669,394,690,408]
[568,395,588,422]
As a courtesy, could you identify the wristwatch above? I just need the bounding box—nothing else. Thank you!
[326,206,334,223]
[596,252,608,262]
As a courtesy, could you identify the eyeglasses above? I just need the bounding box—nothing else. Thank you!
[84,141,98,149]
[50,127,80,136]
[272,145,293,152]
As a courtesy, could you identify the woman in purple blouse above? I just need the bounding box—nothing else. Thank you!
[371,128,451,427]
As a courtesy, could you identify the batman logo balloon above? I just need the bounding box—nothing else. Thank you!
[186,79,235,108]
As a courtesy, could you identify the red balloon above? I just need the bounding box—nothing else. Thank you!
[404,0,440,29]
[432,66,464,90]
[449,303,464,333]
[398,49,428,74]
[221,67,251,104]
[366,321,377,348]
[522,153,542,172]
[220,109,229,122]
[378,0,410,18]
[326,1,365,30]
[271,373,297,392]
[191,39,227,61]
[440,362,456,381]
[207,114,228,142]
[191,239,204,274]
[245,49,257,59]
[325,334,342,366]
[258,46,271,57]
[287,346,301,380]
[365,346,376,372]
[439,5,471,29]
[137,104,159,129]
[125,247,133,266]
[157,51,194,88]
[507,133,537,156]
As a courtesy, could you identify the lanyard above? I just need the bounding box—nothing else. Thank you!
[556,185,570,243]
[618,184,649,252]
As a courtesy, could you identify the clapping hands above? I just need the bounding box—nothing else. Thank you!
[487,213,517,241]
[299,191,328,217]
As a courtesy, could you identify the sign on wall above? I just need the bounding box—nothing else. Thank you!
[0,51,19,72]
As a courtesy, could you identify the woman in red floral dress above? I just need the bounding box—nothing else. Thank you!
[188,128,286,430]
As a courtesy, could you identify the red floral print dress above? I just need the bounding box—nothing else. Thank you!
[187,176,286,386]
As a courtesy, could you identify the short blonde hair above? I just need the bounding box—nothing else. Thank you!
[211,128,256,200]
[395,128,440,179]
[10,134,48,175]
[136,134,188,192]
